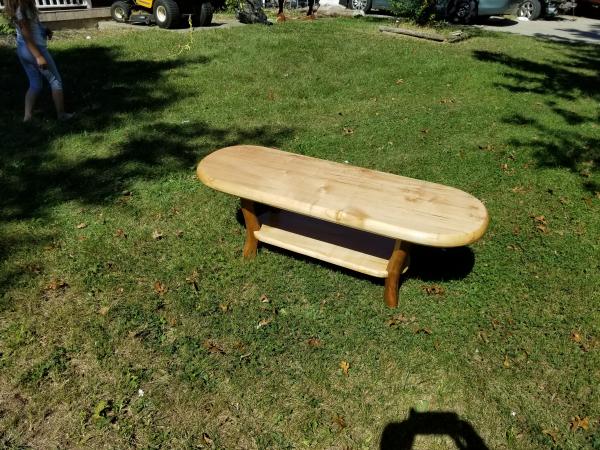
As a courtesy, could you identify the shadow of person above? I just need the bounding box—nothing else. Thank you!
[380,409,490,450]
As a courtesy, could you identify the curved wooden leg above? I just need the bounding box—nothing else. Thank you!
[241,199,260,259]
[384,240,410,308]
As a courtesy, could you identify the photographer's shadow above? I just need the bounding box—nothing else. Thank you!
[381,409,490,450]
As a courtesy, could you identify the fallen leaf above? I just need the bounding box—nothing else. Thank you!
[153,281,167,295]
[512,225,521,236]
[99,306,110,316]
[479,144,495,151]
[503,355,511,368]
[420,128,429,134]
[343,127,354,135]
[570,330,582,343]
[559,196,569,204]
[219,303,230,313]
[511,186,527,193]
[569,416,589,432]
[395,79,404,84]
[47,279,69,290]
[478,330,489,343]
[152,230,164,240]
[500,163,509,171]
[76,223,87,229]
[340,360,350,376]
[266,89,276,100]
[175,230,184,238]
[533,215,549,233]
[259,294,270,303]
[114,228,127,238]
[256,318,273,329]
[307,337,322,347]
[415,327,432,335]
[542,429,558,443]
[386,313,415,327]
[423,285,445,296]
[203,340,226,355]
[440,98,454,104]
[202,432,214,447]
[333,414,347,430]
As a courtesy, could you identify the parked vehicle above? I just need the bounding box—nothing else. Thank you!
[110,0,221,28]
[516,0,574,20]
[339,0,520,23]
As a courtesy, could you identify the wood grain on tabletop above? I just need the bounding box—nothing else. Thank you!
[197,145,489,248]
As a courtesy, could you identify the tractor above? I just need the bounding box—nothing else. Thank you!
[110,0,220,28]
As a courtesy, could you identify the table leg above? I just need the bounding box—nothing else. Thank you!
[384,240,410,308]
[241,199,260,259]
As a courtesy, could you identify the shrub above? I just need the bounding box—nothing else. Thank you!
[0,14,15,36]
[389,0,437,24]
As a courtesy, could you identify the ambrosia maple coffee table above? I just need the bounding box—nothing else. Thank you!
[197,145,489,307]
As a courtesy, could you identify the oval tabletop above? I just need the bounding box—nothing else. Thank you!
[197,145,489,247]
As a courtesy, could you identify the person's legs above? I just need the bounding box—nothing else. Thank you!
[17,44,43,122]
[277,0,286,21]
[39,48,72,120]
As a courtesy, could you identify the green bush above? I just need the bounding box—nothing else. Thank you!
[389,0,437,24]
[0,14,15,35]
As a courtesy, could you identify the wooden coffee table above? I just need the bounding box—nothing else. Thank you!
[197,145,489,307]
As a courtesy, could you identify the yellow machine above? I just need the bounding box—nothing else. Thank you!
[110,0,217,28]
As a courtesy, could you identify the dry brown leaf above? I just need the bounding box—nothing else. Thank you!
[340,360,350,376]
[415,327,432,335]
[440,98,455,104]
[175,230,184,238]
[202,432,214,447]
[47,279,69,290]
[307,337,322,347]
[500,163,509,171]
[259,294,270,303]
[503,355,511,368]
[536,224,549,234]
[114,228,127,238]
[569,416,589,432]
[153,281,167,295]
[512,225,521,236]
[256,318,273,329]
[423,285,445,296]
[542,429,558,443]
[386,313,415,327]
[478,330,489,343]
[395,79,405,84]
[570,330,582,343]
[203,340,226,355]
[98,306,110,316]
[343,127,354,135]
[333,414,347,430]
[76,223,87,229]
[219,303,230,313]
[152,230,164,240]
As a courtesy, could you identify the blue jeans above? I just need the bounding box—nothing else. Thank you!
[17,43,63,93]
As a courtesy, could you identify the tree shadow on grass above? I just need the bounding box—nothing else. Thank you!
[472,41,599,193]
[381,409,490,450]
[0,44,295,293]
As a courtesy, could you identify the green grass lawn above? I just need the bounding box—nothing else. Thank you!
[0,16,598,449]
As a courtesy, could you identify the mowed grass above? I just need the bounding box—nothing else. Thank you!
[0,17,598,449]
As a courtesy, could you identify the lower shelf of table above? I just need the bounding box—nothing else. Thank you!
[254,210,396,278]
